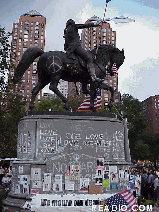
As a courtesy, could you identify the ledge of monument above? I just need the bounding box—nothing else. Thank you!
[26,110,116,118]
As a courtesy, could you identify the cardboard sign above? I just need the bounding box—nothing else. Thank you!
[88,185,102,194]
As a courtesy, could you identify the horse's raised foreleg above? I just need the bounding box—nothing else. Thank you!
[49,77,70,110]
[101,82,114,111]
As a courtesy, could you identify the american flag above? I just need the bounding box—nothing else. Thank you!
[105,190,139,212]
[76,86,101,112]
[113,63,118,76]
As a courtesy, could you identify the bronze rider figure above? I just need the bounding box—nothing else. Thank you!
[63,19,102,82]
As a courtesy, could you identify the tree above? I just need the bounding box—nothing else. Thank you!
[0,26,26,158]
[68,93,85,112]
[35,97,64,111]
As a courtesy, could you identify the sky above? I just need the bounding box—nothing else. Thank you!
[1,0,159,101]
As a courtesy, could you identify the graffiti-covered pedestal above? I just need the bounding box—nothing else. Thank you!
[3,111,131,212]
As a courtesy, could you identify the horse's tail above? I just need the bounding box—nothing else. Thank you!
[13,47,44,84]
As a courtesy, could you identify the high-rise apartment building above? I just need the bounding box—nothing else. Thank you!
[81,15,121,109]
[142,95,159,134]
[10,10,46,109]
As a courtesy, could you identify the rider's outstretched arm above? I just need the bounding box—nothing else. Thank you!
[75,22,99,29]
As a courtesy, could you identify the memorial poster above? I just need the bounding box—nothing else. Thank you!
[65,175,74,190]
[70,165,80,180]
[31,168,41,180]
[15,184,20,194]
[53,175,62,192]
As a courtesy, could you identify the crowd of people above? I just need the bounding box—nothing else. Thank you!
[129,165,159,201]
[0,164,12,191]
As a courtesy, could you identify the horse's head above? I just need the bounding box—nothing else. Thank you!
[95,45,125,76]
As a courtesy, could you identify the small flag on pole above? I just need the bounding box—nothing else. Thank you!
[76,86,102,112]
[104,0,111,20]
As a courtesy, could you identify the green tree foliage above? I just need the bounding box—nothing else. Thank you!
[68,94,85,112]
[35,97,64,111]
[0,26,26,158]
[105,94,149,160]
[133,140,151,160]
[140,133,159,166]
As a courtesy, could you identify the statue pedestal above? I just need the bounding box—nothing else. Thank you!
[3,111,131,211]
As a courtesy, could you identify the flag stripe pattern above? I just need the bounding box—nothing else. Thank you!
[113,63,118,76]
[76,87,101,112]
[106,190,139,212]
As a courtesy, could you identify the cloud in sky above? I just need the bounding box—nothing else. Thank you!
[1,0,159,101]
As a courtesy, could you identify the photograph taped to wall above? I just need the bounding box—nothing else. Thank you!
[70,165,80,180]
[80,178,89,190]
[18,175,30,185]
[109,166,117,173]
[110,173,118,184]
[32,180,42,188]
[44,173,51,183]
[43,182,51,191]
[65,175,74,190]
[31,168,41,180]
[19,166,23,174]
[53,174,62,191]
[15,184,20,194]
[23,185,29,194]
[97,158,104,166]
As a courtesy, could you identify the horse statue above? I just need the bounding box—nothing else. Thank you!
[13,44,125,112]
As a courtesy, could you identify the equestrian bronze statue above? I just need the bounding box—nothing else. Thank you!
[13,19,125,112]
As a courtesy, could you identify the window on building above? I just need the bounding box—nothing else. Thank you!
[34,34,39,39]
[25,21,29,25]
[24,38,28,42]
[36,22,39,25]
[24,30,28,34]
[23,43,28,47]
[24,34,28,39]
[15,24,18,28]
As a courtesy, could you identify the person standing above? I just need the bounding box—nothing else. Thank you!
[2,173,11,191]
[0,164,4,185]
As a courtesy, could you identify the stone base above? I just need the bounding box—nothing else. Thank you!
[3,112,131,211]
